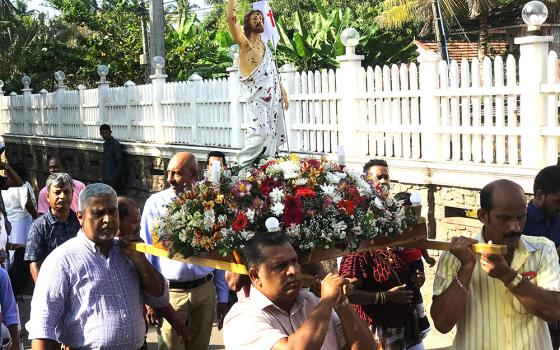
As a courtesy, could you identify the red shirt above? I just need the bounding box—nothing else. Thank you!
[339,249,413,328]
[398,248,422,264]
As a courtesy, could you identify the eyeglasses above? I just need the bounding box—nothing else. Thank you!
[367,174,390,181]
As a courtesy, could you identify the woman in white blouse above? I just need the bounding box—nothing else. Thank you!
[1,163,36,257]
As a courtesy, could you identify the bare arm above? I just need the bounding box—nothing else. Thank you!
[31,339,58,350]
[335,302,376,350]
[30,261,41,283]
[272,274,346,350]
[226,0,249,46]
[119,236,164,297]
[225,272,250,292]
[7,324,20,350]
[430,236,478,334]
[346,278,413,306]
[0,163,22,189]
[26,190,38,219]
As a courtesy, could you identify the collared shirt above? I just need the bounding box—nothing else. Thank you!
[433,230,560,350]
[28,230,169,349]
[37,179,86,215]
[24,209,80,262]
[102,137,123,183]
[0,268,19,327]
[523,201,560,247]
[139,188,229,303]
[223,286,346,350]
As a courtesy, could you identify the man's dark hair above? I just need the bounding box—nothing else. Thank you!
[99,124,111,132]
[533,165,560,195]
[48,154,66,168]
[480,179,523,212]
[243,10,264,37]
[118,196,138,220]
[207,151,227,167]
[243,231,290,269]
[363,159,388,173]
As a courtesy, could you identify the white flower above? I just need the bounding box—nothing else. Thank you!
[374,197,384,209]
[294,178,307,186]
[326,172,341,184]
[240,231,255,241]
[269,187,284,203]
[221,228,232,237]
[285,224,301,238]
[179,231,189,242]
[347,169,372,194]
[279,161,300,179]
[203,209,215,229]
[320,184,336,196]
[271,202,285,216]
[332,192,343,203]
[246,209,255,223]
[218,215,228,225]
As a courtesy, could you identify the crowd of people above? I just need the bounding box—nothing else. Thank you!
[0,120,556,350]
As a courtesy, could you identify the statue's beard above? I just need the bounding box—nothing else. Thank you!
[252,25,264,34]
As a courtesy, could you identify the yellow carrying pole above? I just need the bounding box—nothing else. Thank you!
[128,243,249,274]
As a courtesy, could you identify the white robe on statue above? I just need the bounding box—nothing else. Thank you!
[237,45,287,167]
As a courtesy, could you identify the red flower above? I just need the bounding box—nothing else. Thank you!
[295,187,317,199]
[259,177,279,197]
[338,200,357,215]
[232,212,249,232]
[257,160,277,173]
[283,195,304,226]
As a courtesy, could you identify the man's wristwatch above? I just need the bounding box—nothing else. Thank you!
[505,273,523,290]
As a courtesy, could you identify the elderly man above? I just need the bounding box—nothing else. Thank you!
[37,155,85,215]
[25,173,81,282]
[28,183,168,349]
[223,232,375,349]
[140,152,229,350]
[432,179,560,349]
[226,0,288,166]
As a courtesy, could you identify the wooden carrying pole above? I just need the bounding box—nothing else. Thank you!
[401,239,508,255]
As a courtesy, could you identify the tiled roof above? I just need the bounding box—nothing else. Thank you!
[413,40,508,60]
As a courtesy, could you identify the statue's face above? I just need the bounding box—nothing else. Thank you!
[249,12,264,34]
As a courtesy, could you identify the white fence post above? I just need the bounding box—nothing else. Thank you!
[150,62,167,144]
[418,51,442,162]
[189,73,202,144]
[55,79,67,138]
[77,85,86,139]
[336,42,364,159]
[515,35,553,167]
[279,64,297,152]
[21,76,32,135]
[97,66,110,127]
[227,64,243,148]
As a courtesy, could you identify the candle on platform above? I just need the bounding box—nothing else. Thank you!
[337,145,346,165]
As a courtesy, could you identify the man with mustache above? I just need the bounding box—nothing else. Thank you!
[431,179,560,349]
[140,152,229,350]
[223,231,375,350]
[24,173,80,282]
[28,184,168,349]
[226,0,288,167]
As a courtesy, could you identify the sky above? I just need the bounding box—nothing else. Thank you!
[26,0,210,17]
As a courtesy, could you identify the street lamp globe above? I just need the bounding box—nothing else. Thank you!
[97,64,109,78]
[229,44,239,59]
[522,1,548,30]
[21,75,31,88]
[341,28,360,47]
[152,56,165,69]
[54,71,65,83]
[0,80,3,89]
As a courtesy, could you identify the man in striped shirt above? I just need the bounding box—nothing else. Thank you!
[431,179,560,350]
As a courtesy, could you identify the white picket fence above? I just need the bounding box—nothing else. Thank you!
[1,35,560,173]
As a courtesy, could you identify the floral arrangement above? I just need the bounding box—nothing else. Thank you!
[151,154,416,258]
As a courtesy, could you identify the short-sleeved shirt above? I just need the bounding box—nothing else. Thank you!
[27,230,169,348]
[223,287,346,350]
[433,230,560,350]
[339,248,413,328]
[37,179,85,215]
[523,201,560,247]
[24,209,80,262]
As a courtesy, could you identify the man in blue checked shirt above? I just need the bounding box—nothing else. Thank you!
[140,152,229,350]
[28,183,169,349]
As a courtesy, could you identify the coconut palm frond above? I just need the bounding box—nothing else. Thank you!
[376,0,418,28]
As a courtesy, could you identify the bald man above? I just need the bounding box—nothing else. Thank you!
[139,152,229,350]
